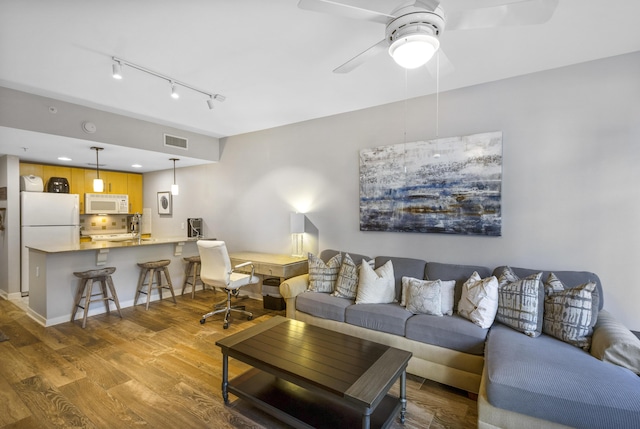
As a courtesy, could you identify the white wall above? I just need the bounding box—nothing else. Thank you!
[146,52,640,330]
[0,155,21,298]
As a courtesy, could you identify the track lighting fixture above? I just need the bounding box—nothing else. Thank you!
[111,56,225,109]
[112,60,122,79]
[170,82,179,99]
[170,158,179,196]
[91,147,104,192]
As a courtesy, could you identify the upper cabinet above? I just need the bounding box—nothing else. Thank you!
[19,162,143,214]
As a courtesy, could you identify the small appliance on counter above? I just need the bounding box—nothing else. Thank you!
[128,213,142,235]
[20,175,44,192]
[46,177,70,193]
[187,218,203,238]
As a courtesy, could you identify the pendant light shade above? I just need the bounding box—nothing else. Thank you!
[91,147,104,192]
[170,158,179,195]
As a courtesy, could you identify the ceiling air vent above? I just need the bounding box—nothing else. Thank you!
[164,134,188,150]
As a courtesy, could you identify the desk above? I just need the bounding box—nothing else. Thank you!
[229,252,307,282]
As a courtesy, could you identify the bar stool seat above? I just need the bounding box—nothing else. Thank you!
[71,267,122,328]
[181,255,204,299]
[135,259,176,310]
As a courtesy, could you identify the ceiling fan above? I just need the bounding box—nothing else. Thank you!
[298,0,559,74]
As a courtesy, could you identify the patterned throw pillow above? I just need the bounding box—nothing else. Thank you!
[307,252,342,293]
[458,272,499,329]
[401,277,456,316]
[405,279,443,316]
[332,253,359,299]
[355,260,395,304]
[496,267,544,337]
[543,274,599,350]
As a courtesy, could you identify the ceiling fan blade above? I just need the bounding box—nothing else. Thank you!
[425,48,454,78]
[446,0,559,31]
[297,0,394,25]
[333,38,388,73]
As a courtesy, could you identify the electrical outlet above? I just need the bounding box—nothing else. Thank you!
[36,266,40,277]
[181,222,185,230]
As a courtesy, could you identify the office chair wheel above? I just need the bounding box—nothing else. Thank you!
[223,322,229,329]
[248,315,253,321]
[200,318,206,325]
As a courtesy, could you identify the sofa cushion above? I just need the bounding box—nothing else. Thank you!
[406,314,489,355]
[485,323,640,429]
[458,272,499,329]
[296,292,352,322]
[345,303,411,336]
[355,260,395,304]
[375,256,427,302]
[495,267,544,337]
[492,266,604,310]
[591,310,640,375]
[426,262,492,312]
[308,252,342,293]
[543,277,599,351]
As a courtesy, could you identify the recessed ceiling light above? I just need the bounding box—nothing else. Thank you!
[131,164,142,168]
[57,156,72,161]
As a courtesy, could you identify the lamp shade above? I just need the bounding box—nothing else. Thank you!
[93,178,104,193]
[290,213,306,234]
[171,184,179,196]
[389,34,440,69]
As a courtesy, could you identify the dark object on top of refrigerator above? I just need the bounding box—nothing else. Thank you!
[47,177,70,193]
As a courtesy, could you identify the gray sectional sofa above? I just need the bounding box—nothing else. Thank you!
[279,250,640,429]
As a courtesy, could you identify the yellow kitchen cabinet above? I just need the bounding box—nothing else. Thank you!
[20,162,143,214]
[127,173,143,213]
[70,167,86,213]
[19,163,43,178]
[106,171,129,195]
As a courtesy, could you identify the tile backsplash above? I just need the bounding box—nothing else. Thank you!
[80,214,129,233]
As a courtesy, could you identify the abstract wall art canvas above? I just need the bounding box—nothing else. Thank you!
[359,131,502,236]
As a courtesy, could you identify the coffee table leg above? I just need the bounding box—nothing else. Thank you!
[222,352,229,404]
[400,370,407,424]
[362,410,371,429]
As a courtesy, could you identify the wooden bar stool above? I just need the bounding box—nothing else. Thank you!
[135,259,176,310]
[71,267,122,328]
[181,255,204,298]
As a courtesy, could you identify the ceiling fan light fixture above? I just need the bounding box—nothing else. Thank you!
[389,33,440,69]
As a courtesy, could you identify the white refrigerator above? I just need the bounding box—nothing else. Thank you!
[20,192,80,295]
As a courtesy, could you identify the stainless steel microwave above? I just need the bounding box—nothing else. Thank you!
[85,193,129,214]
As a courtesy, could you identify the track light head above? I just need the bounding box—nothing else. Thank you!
[170,82,179,99]
[112,61,122,79]
[207,97,215,109]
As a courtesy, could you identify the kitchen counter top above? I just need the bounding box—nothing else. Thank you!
[27,236,206,253]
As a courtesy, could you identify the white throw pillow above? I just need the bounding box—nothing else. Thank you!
[401,277,456,316]
[458,271,499,329]
[405,279,443,316]
[355,260,395,304]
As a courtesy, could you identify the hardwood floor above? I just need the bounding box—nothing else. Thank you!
[0,292,478,428]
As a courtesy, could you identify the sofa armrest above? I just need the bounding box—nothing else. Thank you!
[280,274,309,299]
[280,274,309,319]
[591,309,640,375]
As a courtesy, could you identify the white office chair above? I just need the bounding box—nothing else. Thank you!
[197,240,258,329]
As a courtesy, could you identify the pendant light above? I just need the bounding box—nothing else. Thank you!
[170,158,179,195]
[91,147,104,192]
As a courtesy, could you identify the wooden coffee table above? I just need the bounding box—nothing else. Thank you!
[216,316,412,429]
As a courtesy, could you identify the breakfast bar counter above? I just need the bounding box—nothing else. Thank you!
[26,237,201,326]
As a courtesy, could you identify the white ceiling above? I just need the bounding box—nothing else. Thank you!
[1,0,640,172]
